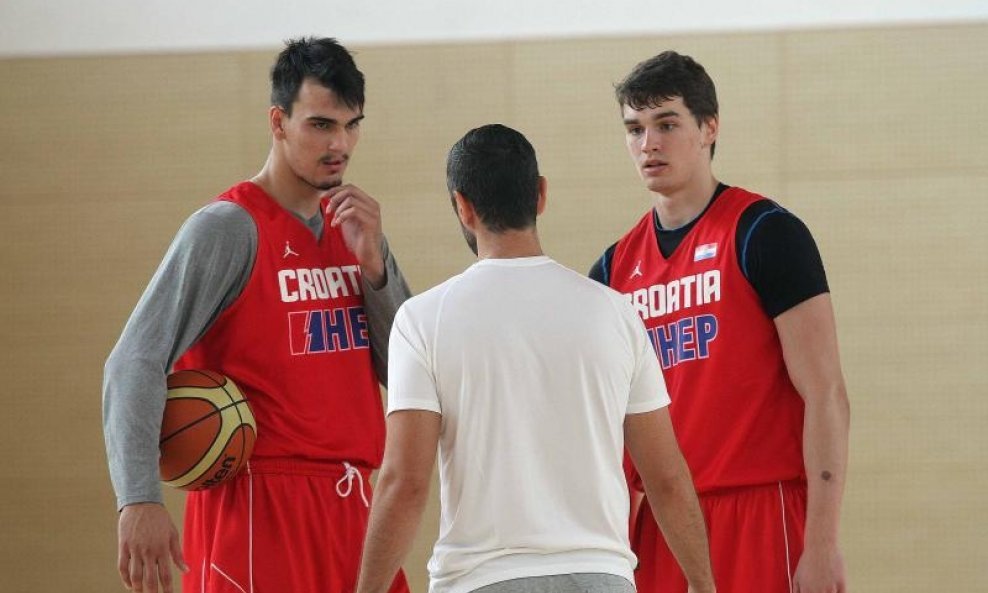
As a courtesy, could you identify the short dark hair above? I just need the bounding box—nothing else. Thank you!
[615,51,719,157]
[270,37,365,115]
[446,124,540,232]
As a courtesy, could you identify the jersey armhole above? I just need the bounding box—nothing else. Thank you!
[591,243,618,286]
[739,204,786,280]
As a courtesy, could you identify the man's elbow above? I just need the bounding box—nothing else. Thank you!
[803,379,850,429]
[375,467,432,503]
[650,464,695,498]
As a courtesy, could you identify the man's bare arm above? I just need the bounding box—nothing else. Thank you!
[625,409,715,593]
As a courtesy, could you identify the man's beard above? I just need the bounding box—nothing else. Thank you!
[313,177,343,191]
[460,224,478,256]
[295,166,343,192]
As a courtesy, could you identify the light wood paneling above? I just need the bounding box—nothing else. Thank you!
[782,26,988,178]
[1,22,985,593]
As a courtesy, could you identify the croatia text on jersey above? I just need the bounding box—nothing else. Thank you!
[626,270,721,321]
[278,265,363,303]
[625,270,721,370]
[288,306,370,355]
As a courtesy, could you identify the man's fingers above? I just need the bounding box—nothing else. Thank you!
[326,186,380,213]
[325,189,347,212]
[323,184,350,200]
[118,547,133,588]
[331,200,380,228]
[325,185,360,211]
[128,553,145,592]
[158,558,174,593]
[117,503,181,593]
[331,203,365,226]
[170,533,189,573]
[330,193,377,214]
[142,553,159,593]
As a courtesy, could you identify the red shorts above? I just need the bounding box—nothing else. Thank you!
[182,458,410,593]
[632,480,806,593]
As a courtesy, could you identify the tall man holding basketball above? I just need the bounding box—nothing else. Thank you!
[103,37,411,593]
[590,51,850,593]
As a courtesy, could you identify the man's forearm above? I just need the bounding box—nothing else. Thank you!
[802,384,850,549]
[626,410,715,592]
[356,472,430,593]
[103,350,168,509]
[644,469,715,593]
[363,237,412,386]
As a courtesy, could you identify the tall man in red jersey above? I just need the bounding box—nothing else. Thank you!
[590,51,850,593]
[103,37,411,593]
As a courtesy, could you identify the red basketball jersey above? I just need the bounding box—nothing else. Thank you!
[610,187,805,493]
[175,182,384,467]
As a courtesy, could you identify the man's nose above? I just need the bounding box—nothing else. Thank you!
[328,129,350,153]
[642,128,661,152]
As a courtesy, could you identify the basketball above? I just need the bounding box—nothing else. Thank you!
[159,369,256,490]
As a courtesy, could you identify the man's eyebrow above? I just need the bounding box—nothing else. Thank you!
[623,110,681,125]
[306,113,365,125]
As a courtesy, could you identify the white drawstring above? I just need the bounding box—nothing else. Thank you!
[335,462,370,507]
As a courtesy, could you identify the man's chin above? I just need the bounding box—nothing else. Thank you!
[305,177,343,192]
[316,179,343,191]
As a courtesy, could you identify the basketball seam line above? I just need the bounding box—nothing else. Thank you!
[159,398,250,444]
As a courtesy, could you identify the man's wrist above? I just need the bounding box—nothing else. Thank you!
[362,259,386,289]
[801,535,840,556]
[120,501,164,511]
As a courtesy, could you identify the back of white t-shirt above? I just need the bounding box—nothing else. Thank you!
[387,256,669,593]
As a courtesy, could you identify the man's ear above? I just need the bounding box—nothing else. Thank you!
[701,115,719,148]
[452,191,477,228]
[536,176,548,216]
[270,106,287,139]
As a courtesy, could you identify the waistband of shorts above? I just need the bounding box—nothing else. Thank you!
[245,457,374,477]
[698,478,806,498]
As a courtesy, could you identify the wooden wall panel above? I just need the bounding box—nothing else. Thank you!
[782,26,988,178]
[1,22,984,592]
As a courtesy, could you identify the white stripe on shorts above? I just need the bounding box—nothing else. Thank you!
[778,481,794,593]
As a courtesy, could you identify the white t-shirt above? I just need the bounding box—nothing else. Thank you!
[387,256,670,593]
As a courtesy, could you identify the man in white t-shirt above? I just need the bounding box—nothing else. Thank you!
[355,124,716,593]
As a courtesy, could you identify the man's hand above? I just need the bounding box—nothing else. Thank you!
[325,184,386,288]
[117,502,187,593]
[793,544,847,593]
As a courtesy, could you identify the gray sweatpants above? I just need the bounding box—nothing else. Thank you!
[471,573,635,593]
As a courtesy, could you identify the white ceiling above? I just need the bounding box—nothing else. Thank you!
[2,0,986,57]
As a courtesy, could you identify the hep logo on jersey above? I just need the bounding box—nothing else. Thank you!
[288,306,369,355]
[646,314,718,369]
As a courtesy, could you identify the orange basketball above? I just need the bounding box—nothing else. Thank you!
[159,369,256,490]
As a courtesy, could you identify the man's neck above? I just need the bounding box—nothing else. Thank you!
[251,152,324,220]
[651,174,719,229]
[476,228,544,260]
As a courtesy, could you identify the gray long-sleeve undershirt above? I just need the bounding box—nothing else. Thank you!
[102,201,411,510]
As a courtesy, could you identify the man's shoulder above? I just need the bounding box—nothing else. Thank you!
[181,201,256,238]
[194,199,253,223]
[167,201,258,261]
[723,184,766,200]
[398,273,465,320]
[541,260,636,316]
[724,185,781,217]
